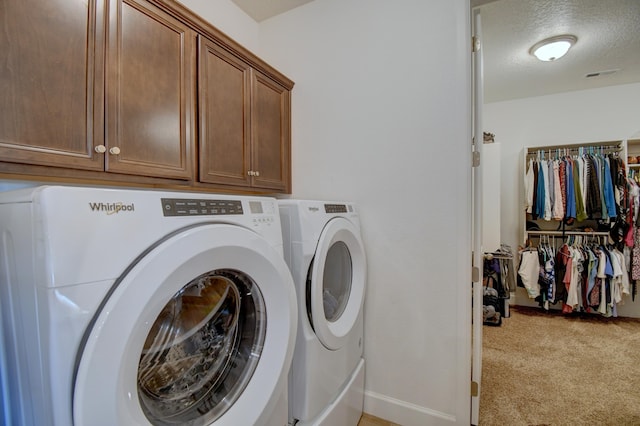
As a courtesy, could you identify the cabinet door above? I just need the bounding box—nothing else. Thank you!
[251,71,291,192]
[0,0,105,171]
[105,0,194,180]
[197,36,252,187]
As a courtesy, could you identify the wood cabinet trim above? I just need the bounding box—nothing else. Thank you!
[146,0,294,90]
[0,164,284,195]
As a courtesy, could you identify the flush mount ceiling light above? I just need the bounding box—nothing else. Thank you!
[530,35,577,62]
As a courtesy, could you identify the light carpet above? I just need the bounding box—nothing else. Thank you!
[479,306,640,425]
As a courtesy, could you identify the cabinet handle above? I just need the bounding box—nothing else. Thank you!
[248,171,254,176]
[254,171,260,177]
[109,147,121,155]
[94,145,107,154]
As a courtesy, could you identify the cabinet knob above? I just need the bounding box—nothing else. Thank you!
[254,171,260,177]
[109,147,121,155]
[94,145,107,154]
[248,171,254,176]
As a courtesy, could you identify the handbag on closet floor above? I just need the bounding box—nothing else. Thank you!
[483,287,502,327]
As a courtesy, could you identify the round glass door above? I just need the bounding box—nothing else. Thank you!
[309,241,352,323]
[308,218,366,350]
[73,224,297,426]
[137,269,266,425]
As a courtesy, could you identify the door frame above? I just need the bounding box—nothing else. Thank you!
[471,6,485,425]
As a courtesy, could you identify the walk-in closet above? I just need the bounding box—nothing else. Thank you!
[476,0,640,423]
[520,140,636,316]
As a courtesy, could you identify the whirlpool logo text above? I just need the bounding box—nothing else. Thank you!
[89,202,135,215]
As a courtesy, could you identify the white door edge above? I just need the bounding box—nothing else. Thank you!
[471,6,485,426]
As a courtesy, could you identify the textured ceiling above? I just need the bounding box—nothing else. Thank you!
[232,0,640,103]
[479,0,640,102]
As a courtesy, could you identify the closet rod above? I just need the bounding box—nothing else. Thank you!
[526,146,622,158]
[483,253,513,260]
[527,230,610,237]
[526,140,622,152]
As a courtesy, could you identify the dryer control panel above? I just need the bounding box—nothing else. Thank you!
[324,204,350,213]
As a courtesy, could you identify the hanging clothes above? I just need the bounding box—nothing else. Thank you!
[585,156,602,219]
[552,160,564,220]
[573,158,587,222]
[565,158,577,222]
[525,151,620,223]
[603,157,617,219]
[523,143,640,317]
[517,249,541,299]
[519,234,633,317]
[525,159,535,214]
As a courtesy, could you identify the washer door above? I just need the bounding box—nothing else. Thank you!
[73,224,296,426]
[308,217,366,350]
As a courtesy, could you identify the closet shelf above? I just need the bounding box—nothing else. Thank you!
[526,230,609,237]
[525,141,622,159]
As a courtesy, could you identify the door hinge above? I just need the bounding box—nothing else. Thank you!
[472,266,480,282]
[471,381,479,397]
[472,151,481,167]
[472,36,480,53]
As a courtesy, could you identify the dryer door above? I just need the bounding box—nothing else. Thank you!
[308,217,366,350]
[73,224,297,426]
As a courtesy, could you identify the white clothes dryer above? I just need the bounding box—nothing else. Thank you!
[0,186,297,426]
[278,200,366,426]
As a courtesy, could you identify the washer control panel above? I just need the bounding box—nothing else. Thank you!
[161,198,243,216]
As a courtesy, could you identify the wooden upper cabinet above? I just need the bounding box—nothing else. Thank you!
[198,36,291,192]
[105,0,195,180]
[1,0,290,192]
[0,0,105,170]
[198,37,252,187]
[251,70,291,192]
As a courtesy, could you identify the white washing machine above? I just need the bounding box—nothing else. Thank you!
[278,200,366,426]
[0,185,297,426]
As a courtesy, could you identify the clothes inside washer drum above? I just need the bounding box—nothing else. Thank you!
[137,270,265,425]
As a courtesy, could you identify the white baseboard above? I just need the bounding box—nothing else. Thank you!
[363,390,456,425]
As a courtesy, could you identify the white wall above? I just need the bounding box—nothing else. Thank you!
[482,143,501,252]
[177,0,260,51]
[484,82,640,317]
[259,1,472,424]
[167,1,473,423]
